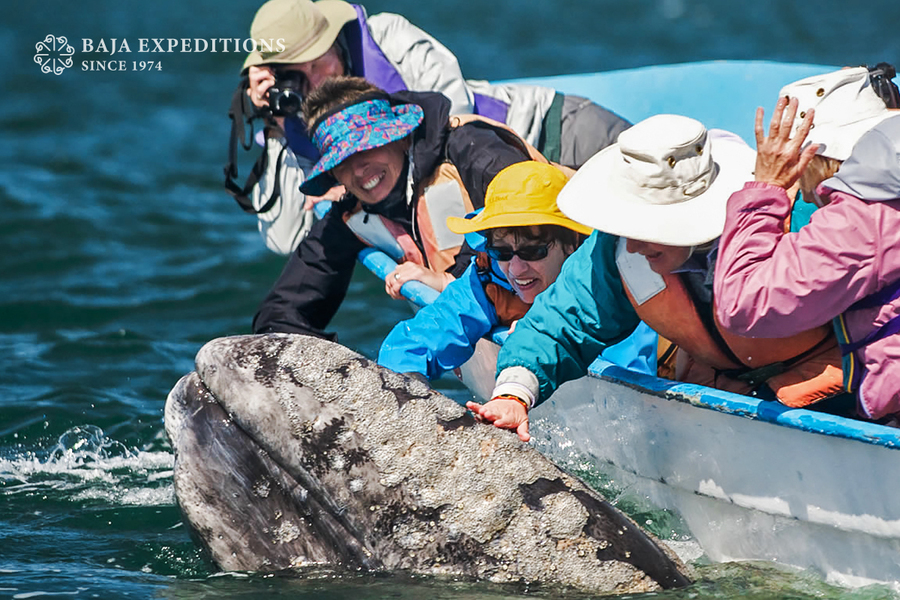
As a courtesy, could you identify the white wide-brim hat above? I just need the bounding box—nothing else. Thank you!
[781,67,894,161]
[557,114,755,247]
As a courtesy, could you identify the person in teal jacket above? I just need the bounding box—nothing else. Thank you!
[377,161,657,381]
[473,116,765,442]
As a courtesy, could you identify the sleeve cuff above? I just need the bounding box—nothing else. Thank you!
[743,180,793,198]
[492,366,540,409]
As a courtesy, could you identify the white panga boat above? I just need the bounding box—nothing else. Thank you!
[340,60,900,588]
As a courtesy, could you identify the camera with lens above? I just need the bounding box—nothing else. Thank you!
[868,62,900,109]
[266,70,305,117]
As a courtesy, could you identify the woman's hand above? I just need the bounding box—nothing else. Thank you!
[385,262,451,299]
[304,185,346,211]
[466,397,530,442]
[754,96,820,190]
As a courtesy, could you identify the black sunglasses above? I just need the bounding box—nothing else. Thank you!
[485,243,552,262]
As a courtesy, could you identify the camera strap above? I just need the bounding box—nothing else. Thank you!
[224,77,284,214]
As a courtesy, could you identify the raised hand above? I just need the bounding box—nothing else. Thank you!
[753,96,820,190]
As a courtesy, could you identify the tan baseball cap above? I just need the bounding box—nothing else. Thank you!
[242,0,357,72]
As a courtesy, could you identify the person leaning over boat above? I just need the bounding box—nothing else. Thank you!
[252,76,545,338]
[377,161,657,381]
[470,115,847,442]
[715,69,900,423]
[229,0,631,254]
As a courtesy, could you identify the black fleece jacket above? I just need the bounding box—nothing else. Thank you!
[252,91,530,338]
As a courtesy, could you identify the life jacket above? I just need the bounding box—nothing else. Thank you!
[446,113,567,174]
[616,239,844,407]
[344,115,552,277]
[340,159,476,276]
[474,253,529,326]
[833,279,900,394]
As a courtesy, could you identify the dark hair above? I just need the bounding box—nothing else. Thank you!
[302,76,385,131]
[486,224,583,254]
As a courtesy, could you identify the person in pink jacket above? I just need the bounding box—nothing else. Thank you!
[715,75,900,422]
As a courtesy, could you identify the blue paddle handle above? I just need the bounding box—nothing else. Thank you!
[357,248,440,307]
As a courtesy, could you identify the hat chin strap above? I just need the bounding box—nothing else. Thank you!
[682,174,712,197]
[679,161,718,199]
[405,142,416,207]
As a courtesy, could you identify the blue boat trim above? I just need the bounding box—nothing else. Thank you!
[587,357,900,449]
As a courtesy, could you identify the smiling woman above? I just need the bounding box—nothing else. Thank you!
[250,76,544,339]
[624,239,694,276]
[377,160,657,384]
[486,228,572,304]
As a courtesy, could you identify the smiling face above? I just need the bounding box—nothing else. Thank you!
[490,227,573,305]
[625,238,693,275]
[331,139,409,205]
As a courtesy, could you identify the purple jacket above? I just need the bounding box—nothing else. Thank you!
[715,116,900,419]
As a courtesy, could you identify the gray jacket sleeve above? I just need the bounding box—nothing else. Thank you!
[367,13,476,116]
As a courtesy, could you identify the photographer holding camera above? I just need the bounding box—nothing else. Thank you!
[226,0,631,255]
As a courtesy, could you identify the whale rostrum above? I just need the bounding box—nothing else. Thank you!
[165,334,691,593]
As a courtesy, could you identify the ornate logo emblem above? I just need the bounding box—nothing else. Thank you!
[34,35,75,75]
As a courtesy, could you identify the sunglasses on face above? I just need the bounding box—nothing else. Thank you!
[485,243,552,262]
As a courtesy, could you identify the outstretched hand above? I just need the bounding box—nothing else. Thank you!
[753,96,820,190]
[466,398,530,442]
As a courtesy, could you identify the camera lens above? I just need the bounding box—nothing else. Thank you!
[267,72,305,117]
[278,90,302,115]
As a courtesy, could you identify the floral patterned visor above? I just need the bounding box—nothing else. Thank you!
[300,98,424,196]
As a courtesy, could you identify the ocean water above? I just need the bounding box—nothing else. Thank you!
[2,0,900,598]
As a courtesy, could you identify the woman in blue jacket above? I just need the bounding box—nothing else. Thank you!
[377,161,656,381]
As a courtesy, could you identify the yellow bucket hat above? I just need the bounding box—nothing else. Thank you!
[447,161,593,236]
[242,0,357,72]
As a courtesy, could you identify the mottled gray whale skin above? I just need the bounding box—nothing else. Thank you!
[165,333,690,593]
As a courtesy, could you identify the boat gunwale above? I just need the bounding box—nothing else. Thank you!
[585,358,900,450]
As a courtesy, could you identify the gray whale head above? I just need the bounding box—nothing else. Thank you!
[165,333,690,593]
